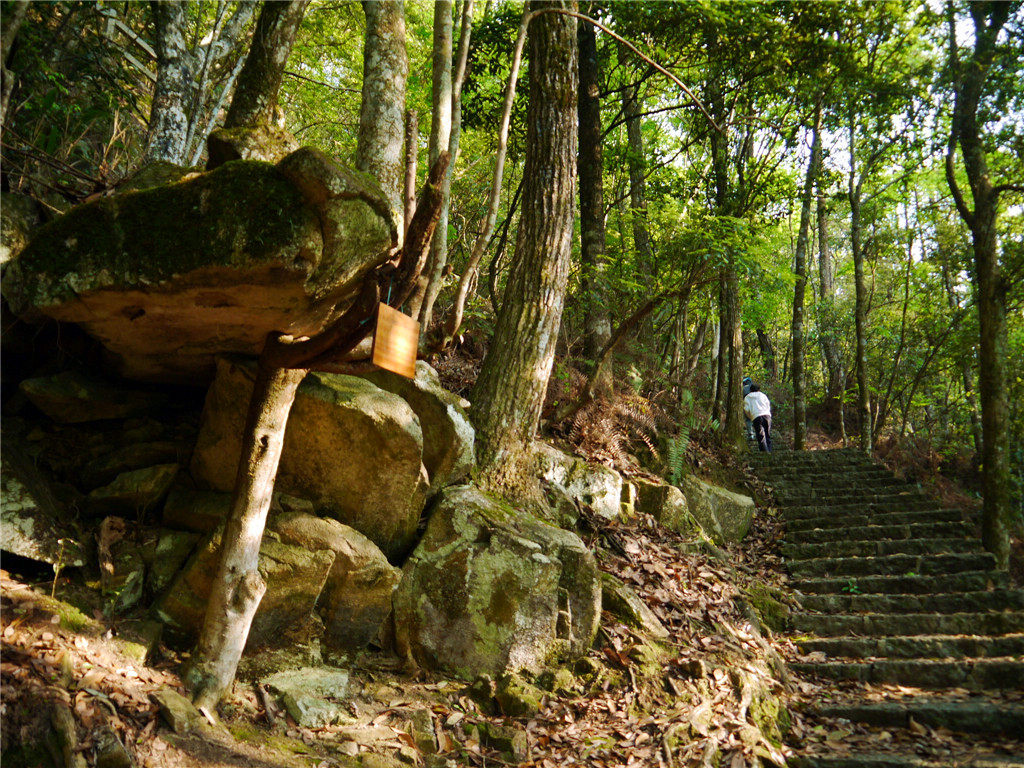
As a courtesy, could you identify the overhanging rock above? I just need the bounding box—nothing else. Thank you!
[3,150,396,383]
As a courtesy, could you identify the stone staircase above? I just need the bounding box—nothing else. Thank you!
[748,448,1024,767]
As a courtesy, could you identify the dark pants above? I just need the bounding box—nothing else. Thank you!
[753,415,772,452]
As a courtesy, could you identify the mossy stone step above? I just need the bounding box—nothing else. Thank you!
[797,588,1024,615]
[788,551,997,579]
[791,610,1024,637]
[785,498,941,518]
[790,657,1024,689]
[767,470,902,487]
[783,537,980,560]
[790,570,1009,595]
[795,633,1024,660]
[787,513,973,536]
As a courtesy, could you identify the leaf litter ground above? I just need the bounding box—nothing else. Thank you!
[3,465,1022,767]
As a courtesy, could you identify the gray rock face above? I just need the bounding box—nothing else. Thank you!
[535,442,623,521]
[1,440,87,567]
[87,464,179,518]
[19,371,169,424]
[262,667,351,729]
[633,478,698,536]
[358,361,475,492]
[601,573,669,640]
[269,512,400,652]
[1,192,42,266]
[681,475,755,544]
[2,152,395,383]
[152,531,334,651]
[190,359,429,561]
[393,485,601,680]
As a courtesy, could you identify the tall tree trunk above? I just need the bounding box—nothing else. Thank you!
[623,81,655,349]
[724,264,744,447]
[403,109,419,241]
[0,0,30,130]
[849,114,872,454]
[472,0,577,491]
[756,328,778,382]
[945,1,1014,570]
[224,0,310,130]
[415,1,453,329]
[790,109,821,451]
[577,18,613,399]
[817,183,843,400]
[145,1,190,164]
[358,0,409,229]
[712,271,727,424]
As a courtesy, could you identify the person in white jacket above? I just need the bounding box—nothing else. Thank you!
[743,384,772,452]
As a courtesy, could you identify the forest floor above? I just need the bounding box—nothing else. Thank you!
[2,429,1021,768]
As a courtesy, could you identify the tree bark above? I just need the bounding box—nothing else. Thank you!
[224,0,310,130]
[577,17,613,399]
[790,108,821,451]
[945,1,1014,570]
[144,1,190,164]
[403,109,419,242]
[358,0,409,228]
[0,0,30,130]
[849,114,873,454]
[472,0,577,490]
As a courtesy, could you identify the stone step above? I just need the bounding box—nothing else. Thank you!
[787,514,973,537]
[788,551,998,579]
[790,752,1024,768]
[795,633,1024,660]
[766,470,902,487]
[773,488,931,505]
[783,537,981,560]
[809,697,1024,737]
[791,570,1010,595]
[748,448,876,466]
[789,657,1024,690]
[797,588,1024,615]
[791,610,1024,637]
[784,498,942,518]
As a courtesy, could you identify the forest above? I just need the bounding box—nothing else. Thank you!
[1,1,1022,767]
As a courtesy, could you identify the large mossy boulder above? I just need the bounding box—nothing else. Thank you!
[152,530,334,651]
[269,511,400,653]
[190,358,428,561]
[358,361,475,492]
[681,475,755,545]
[633,477,699,536]
[535,442,623,521]
[392,485,601,680]
[2,150,396,383]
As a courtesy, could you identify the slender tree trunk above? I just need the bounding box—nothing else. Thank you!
[791,111,821,451]
[224,0,310,130]
[945,1,1013,569]
[712,271,727,424]
[145,1,190,164]
[189,357,307,712]
[624,81,655,348]
[472,0,577,490]
[358,0,409,228]
[817,184,843,400]
[849,115,872,454]
[724,265,744,447]
[577,18,613,399]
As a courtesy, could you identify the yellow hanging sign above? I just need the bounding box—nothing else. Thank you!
[371,303,419,379]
